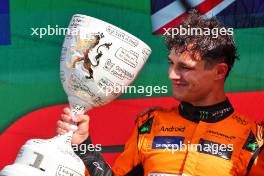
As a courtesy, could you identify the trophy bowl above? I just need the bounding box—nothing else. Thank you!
[60,14,152,115]
[0,14,151,176]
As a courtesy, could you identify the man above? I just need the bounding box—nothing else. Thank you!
[56,11,264,176]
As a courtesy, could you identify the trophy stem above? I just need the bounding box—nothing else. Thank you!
[68,95,93,131]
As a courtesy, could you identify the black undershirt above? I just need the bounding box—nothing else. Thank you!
[179,98,234,123]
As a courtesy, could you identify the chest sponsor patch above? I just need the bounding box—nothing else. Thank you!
[160,125,186,132]
[152,136,184,149]
[198,139,233,160]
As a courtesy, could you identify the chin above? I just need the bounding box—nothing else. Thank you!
[172,92,186,102]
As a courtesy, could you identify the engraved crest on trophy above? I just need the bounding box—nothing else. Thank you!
[68,31,112,79]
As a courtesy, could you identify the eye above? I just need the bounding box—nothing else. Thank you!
[182,66,191,70]
[178,64,193,71]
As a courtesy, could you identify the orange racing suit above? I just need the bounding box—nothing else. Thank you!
[76,99,264,176]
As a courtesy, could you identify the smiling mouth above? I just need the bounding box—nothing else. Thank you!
[172,82,188,87]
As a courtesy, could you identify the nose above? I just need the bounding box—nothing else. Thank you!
[169,66,181,80]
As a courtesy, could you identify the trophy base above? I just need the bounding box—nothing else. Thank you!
[1,164,45,176]
[0,133,86,176]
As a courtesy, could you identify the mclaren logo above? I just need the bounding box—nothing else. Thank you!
[207,130,236,140]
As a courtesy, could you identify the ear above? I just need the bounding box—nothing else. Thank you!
[214,63,228,80]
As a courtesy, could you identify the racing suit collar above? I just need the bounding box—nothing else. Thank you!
[179,98,234,123]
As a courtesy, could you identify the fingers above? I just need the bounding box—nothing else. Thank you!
[57,107,90,140]
[56,126,67,135]
[60,107,90,126]
[74,114,90,134]
[73,115,90,138]
[63,107,73,116]
[61,107,76,124]
[56,120,71,134]
[61,113,74,124]
[73,114,90,123]
[62,107,82,123]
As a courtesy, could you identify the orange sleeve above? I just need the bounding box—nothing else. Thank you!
[112,122,143,175]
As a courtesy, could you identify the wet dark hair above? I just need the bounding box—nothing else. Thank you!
[165,10,238,78]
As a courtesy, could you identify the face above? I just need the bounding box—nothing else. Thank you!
[168,49,218,104]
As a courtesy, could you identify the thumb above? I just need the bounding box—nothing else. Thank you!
[73,114,90,123]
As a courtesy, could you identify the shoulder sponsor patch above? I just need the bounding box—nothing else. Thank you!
[139,117,153,134]
[243,131,259,152]
[152,136,184,149]
[198,139,233,160]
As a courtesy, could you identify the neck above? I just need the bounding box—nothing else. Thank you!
[189,86,226,106]
[179,98,234,123]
